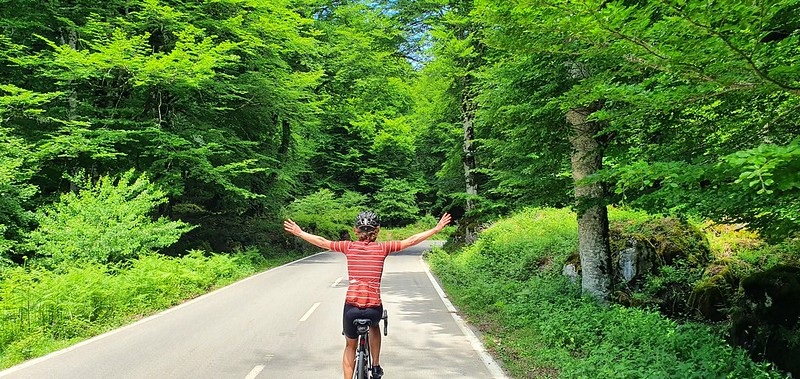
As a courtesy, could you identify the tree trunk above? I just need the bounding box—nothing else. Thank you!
[63,28,80,193]
[462,96,478,243]
[567,106,612,301]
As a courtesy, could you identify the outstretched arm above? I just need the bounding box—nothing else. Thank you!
[283,219,331,250]
[398,213,451,250]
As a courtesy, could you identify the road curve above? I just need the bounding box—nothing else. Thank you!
[0,241,506,379]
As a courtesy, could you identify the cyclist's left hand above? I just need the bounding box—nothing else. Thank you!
[435,213,451,231]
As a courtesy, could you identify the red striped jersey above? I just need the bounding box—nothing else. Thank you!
[329,240,403,308]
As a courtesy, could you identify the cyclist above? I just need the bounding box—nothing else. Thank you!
[283,211,451,379]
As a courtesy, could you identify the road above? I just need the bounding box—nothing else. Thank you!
[0,241,506,379]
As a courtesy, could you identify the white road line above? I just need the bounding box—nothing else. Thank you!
[244,365,265,379]
[331,276,343,287]
[420,255,509,379]
[299,302,321,322]
[0,252,327,377]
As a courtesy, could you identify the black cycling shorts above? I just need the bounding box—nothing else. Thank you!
[343,303,383,339]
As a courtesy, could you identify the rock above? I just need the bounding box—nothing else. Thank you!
[616,239,656,283]
[732,265,800,376]
[689,270,734,322]
[741,265,800,327]
[562,263,579,284]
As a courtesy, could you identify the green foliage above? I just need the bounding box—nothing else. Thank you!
[1,0,327,250]
[0,249,279,369]
[284,189,367,240]
[26,170,194,265]
[465,0,800,243]
[459,208,578,282]
[601,138,800,242]
[0,126,38,261]
[372,178,422,226]
[378,214,455,241]
[427,208,785,378]
[308,2,419,195]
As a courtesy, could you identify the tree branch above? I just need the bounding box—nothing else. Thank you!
[663,1,800,96]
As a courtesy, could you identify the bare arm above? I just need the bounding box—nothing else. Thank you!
[398,213,452,250]
[283,219,331,250]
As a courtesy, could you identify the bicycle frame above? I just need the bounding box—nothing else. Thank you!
[352,310,388,379]
[353,326,371,379]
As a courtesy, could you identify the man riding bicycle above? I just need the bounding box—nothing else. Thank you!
[283,211,451,379]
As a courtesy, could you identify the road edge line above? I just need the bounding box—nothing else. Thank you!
[0,251,327,377]
[419,254,509,379]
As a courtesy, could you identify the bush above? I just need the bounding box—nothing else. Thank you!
[26,170,194,266]
[459,207,577,282]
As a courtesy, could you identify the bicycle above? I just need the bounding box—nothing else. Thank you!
[352,309,388,379]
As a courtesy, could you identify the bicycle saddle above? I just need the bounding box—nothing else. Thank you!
[353,318,372,334]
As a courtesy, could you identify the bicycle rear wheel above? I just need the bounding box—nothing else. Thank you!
[354,350,368,379]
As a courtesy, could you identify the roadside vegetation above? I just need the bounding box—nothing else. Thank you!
[428,208,797,378]
[0,251,287,369]
[0,172,301,369]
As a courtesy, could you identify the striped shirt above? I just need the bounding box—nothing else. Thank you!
[329,240,403,308]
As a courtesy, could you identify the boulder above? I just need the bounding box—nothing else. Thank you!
[615,239,656,283]
[732,265,800,376]
[689,266,737,322]
[740,265,800,327]
[562,263,579,284]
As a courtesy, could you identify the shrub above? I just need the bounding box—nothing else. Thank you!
[378,214,455,241]
[26,170,194,265]
[459,207,577,282]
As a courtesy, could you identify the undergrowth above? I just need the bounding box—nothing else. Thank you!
[427,207,787,378]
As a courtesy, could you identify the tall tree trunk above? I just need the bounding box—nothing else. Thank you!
[462,95,478,243]
[278,118,292,158]
[63,28,80,193]
[567,106,612,301]
[256,117,293,217]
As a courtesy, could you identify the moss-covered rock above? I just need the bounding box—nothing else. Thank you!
[609,216,712,268]
[606,214,712,318]
[732,265,800,376]
[689,265,738,321]
[741,265,800,327]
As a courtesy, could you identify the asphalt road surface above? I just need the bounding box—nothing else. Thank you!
[0,241,507,379]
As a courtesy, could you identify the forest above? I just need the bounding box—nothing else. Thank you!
[1,0,798,377]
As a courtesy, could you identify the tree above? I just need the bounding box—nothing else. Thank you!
[580,0,800,241]
[0,81,58,262]
[472,0,626,299]
[411,0,494,242]
[469,0,800,300]
[1,0,324,250]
